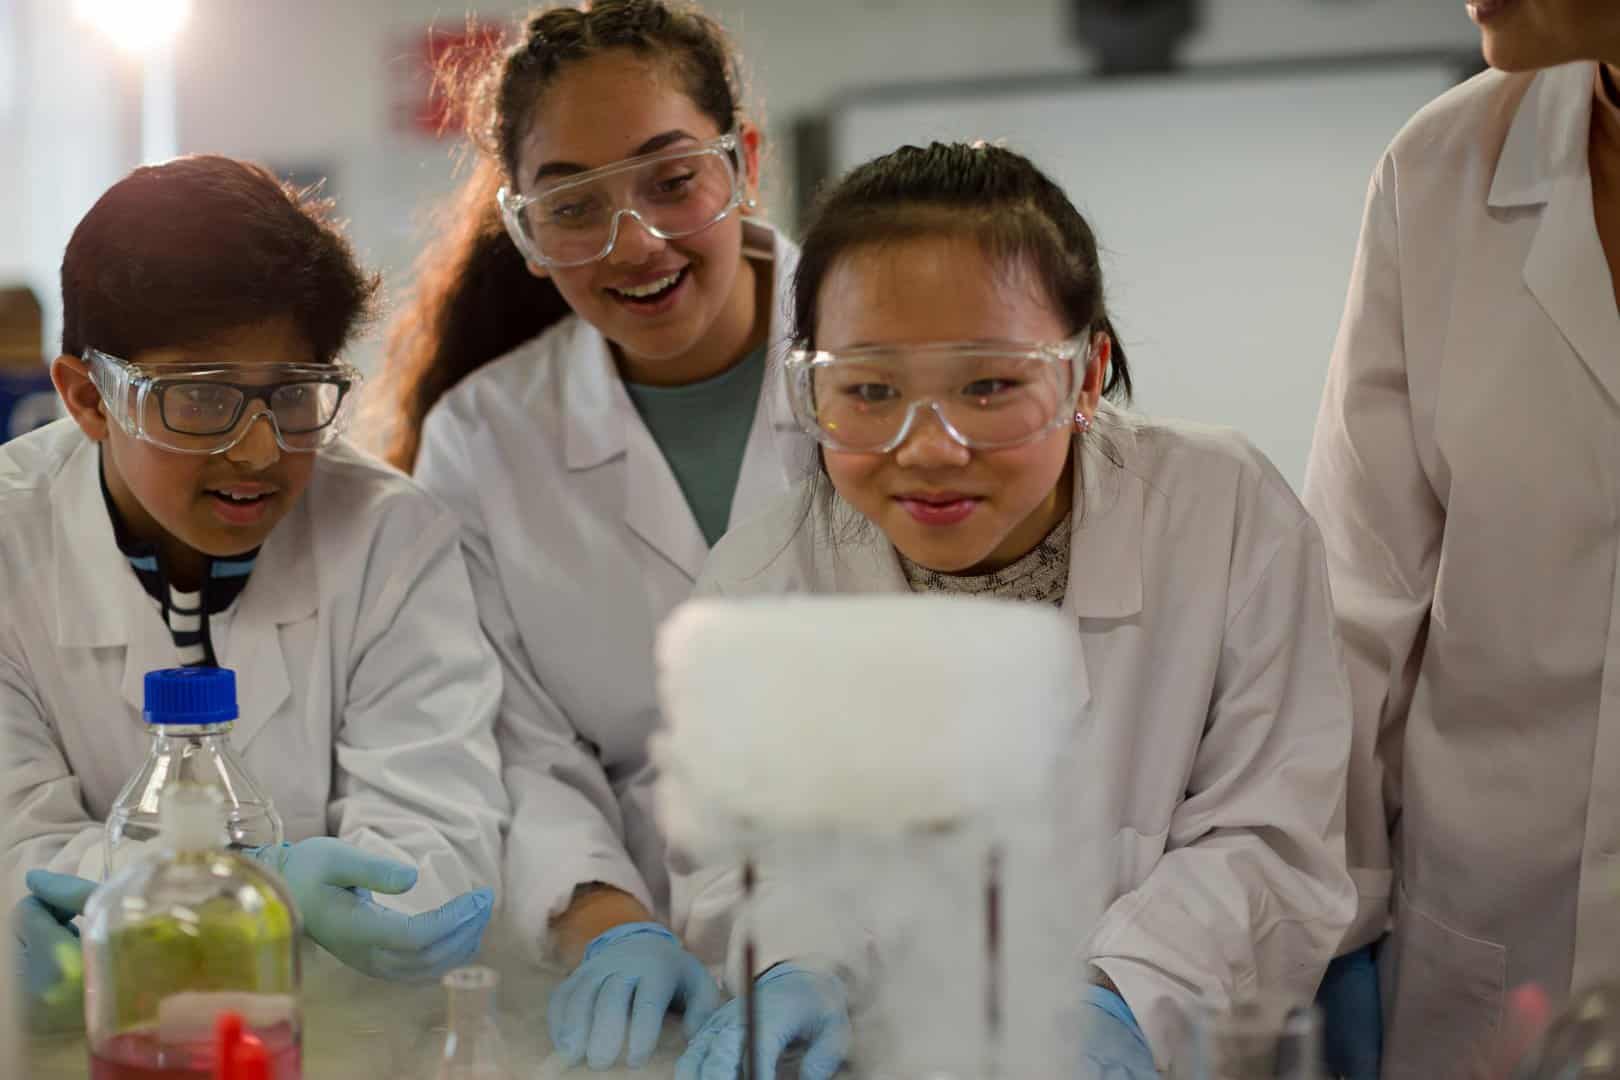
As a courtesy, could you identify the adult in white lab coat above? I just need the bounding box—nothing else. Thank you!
[1305,3,1620,1076]
[4,156,507,1032]
[671,141,1355,1080]
[377,2,810,1070]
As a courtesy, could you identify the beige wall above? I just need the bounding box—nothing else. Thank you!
[7,0,1479,370]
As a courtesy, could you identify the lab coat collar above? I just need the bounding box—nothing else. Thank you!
[50,433,308,743]
[561,318,625,472]
[564,220,809,581]
[121,480,310,747]
[728,222,816,530]
[205,495,310,749]
[622,396,709,580]
[1489,62,1594,209]
[815,414,1155,710]
[823,503,1098,713]
[51,435,154,650]
[820,411,1145,624]
[1063,409,1146,620]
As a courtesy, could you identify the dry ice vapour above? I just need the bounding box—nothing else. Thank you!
[652,593,1094,1078]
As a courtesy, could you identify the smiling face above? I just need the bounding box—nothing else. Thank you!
[512,50,762,384]
[815,234,1087,574]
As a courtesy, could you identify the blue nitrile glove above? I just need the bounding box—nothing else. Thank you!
[549,921,723,1070]
[13,870,96,1032]
[677,963,852,1080]
[1316,943,1382,1080]
[1077,984,1158,1079]
[248,837,493,982]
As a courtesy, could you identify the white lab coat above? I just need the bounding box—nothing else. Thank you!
[0,420,508,913]
[1305,61,1620,1079]
[681,411,1357,1074]
[413,221,813,954]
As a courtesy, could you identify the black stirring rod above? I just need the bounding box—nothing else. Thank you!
[744,858,759,1080]
[986,844,1005,1076]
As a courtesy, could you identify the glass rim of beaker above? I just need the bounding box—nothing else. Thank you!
[1193,991,1322,1037]
[442,965,499,991]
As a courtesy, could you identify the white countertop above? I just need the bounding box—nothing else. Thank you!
[25,923,697,1079]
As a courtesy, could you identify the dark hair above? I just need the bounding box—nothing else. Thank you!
[378,0,745,472]
[793,141,1132,401]
[60,155,377,364]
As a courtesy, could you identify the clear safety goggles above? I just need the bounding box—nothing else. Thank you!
[496,131,745,268]
[785,335,1094,453]
[85,348,361,455]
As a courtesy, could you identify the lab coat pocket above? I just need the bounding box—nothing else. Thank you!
[1384,886,1505,1080]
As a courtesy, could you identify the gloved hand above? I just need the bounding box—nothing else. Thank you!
[549,921,722,1069]
[677,963,851,1080]
[248,838,493,982]
[1316,943,1383,1080]
[1077,984,1157,1079]
[12,870,96,1032]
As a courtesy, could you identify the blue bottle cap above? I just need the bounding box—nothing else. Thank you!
[143,667,239,726]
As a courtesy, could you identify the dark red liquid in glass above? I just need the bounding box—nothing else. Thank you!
[89,1023,301,1080]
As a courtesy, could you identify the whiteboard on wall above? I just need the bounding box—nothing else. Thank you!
[821,56,1468,490]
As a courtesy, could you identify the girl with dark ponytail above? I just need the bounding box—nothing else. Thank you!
[378,2,813,1071]
[684,142,1356,1079]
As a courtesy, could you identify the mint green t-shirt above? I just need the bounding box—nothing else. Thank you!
[625,345,766,547]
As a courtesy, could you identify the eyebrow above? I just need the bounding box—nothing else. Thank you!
[533,130,700,187]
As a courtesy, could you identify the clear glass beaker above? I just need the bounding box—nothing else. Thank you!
[1187,992,1323,1080]
[429,966,513,1080]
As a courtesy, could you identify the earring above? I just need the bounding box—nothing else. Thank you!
[1075,410,1092,432]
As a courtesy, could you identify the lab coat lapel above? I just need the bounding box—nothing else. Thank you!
[1059,417,1149,712]
[819,487,910,596]
[211,490,315,751]
[562,319,627,472]
[44,439,178,721]
[730,222,815,529]
[117,617,183,719]
[52,438,152,660]
[620,222,809,581]
[1516,65,1620,409]
[622,397,709,582]
[1064,421,1145,623]
[559,316,708,580]
[814,421,1142,711]
[1525,186,1620,410]
[48,433,301,739]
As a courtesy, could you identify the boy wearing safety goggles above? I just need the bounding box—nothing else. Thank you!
[4,156,509,1031]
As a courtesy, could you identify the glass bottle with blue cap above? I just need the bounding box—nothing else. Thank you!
[104,667,283,878]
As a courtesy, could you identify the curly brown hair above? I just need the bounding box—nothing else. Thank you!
[376,0,745,472]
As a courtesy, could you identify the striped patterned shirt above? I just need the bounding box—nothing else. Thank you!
[99,457,257,667]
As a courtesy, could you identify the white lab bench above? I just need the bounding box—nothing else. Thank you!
[23,920,699,1079]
